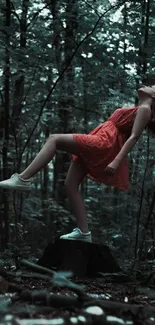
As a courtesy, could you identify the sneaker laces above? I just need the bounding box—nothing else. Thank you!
[73,228,90,235]
[11,173,18,178]
[11,173,30,182]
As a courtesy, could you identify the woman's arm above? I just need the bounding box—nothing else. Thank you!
[105,106,151,174]
[115,105,151,163]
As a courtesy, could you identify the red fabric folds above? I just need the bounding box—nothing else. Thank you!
[72,106,140,190]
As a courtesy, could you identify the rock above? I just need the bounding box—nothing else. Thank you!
[37,239,121,277]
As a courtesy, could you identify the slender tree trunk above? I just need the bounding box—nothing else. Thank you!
[48,0,78,205]
[80,61,88,198]
[12,0,29,171]
[11,0,29,240]
[141,0,150,83]
[135,0,146,104]
[0,0,11,249]
[119,3,127,92]
[134,0,150,181]
[138,190,155,259]
[41,127,50,215]
[123,4,127,72]
[134,0,151,259]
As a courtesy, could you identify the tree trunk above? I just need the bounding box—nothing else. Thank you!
[49,0,78,205]
[134,0,151,259]
[80,61,89,198]
[0,0,11,249]
[41,127,50,216]
[11,0,29,172]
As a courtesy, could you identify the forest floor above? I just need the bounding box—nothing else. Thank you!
[0,260,155,325]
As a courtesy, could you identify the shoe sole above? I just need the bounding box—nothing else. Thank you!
[60,237,92,243]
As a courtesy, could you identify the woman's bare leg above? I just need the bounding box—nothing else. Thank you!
[20,134,80,180]
[64,160,89,233]
[20,134,89,233]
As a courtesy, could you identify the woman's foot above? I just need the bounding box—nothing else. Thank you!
[60,228,92,243]
[0,173,32,191]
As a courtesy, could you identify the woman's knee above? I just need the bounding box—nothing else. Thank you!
[47,134,57,142]
[46,134,60,149]
[47,134,79,154]
[64,161,87,193]
[64,178,79,194]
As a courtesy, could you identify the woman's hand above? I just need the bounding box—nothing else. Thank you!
[104,159,120,175]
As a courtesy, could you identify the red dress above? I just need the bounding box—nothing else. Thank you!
[72,106,140,191]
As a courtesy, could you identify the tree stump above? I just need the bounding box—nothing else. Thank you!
[37,239,121,277]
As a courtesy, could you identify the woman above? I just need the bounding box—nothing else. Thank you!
[0,85,155,243]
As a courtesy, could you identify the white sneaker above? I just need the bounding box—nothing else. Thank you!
[0,173,32,191]
[60,228,92,243]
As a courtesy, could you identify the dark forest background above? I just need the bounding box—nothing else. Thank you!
[0,0,155,269]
